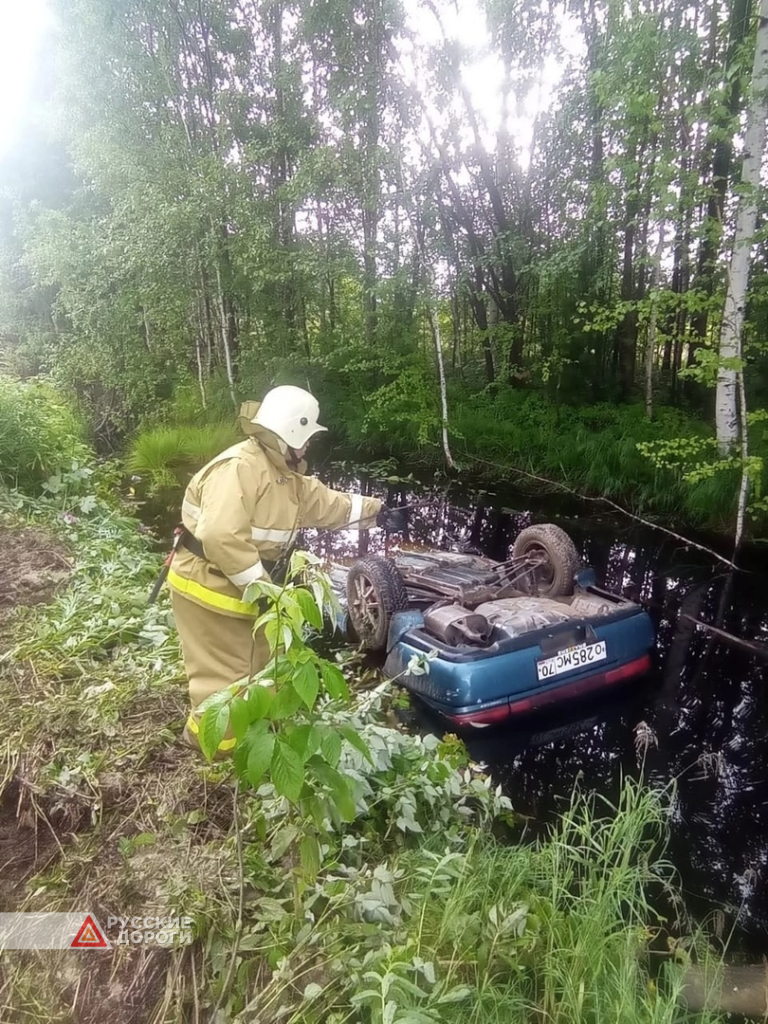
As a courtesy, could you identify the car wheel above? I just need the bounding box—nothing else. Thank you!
[346,556,409,650]
[512,524,581,597]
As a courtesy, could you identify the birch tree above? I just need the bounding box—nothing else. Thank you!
[716,0,768,452]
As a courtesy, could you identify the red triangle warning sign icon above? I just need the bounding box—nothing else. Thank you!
[71,914,109,948]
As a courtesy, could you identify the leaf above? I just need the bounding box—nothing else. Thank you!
[271,737,305,803]
[271,681,303,720]
[247,684,274,720]
[338,723,373,764]
[264,618,281,653]
[229,696,251,741]
[132,832,156,847]
[270,823,302,860]
[383,1000,397,1024]
[256,896,289,922]
[436,985,473,1004]
[309,757,355,821]
[198,700,230,760]
[294,587,323,629]
[246,728,275,788]
[293,660,320,710]
[320,661,349,700]
[299,833,321,880]
[286,724,321,762]
[319,727,342,767]
[282,624,294,651]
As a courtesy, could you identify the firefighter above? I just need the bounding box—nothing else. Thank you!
[167,385,406,756]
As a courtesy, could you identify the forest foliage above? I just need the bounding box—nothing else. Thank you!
[2,0,768,533]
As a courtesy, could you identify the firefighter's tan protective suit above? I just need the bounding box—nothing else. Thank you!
[168,406,382,754]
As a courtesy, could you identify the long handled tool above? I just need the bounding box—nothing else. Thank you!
[147,526,185,604]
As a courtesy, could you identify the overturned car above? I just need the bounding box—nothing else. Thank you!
[340,524,655,729]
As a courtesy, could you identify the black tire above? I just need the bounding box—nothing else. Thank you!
[512,524,581,597]
[346,556,410,651]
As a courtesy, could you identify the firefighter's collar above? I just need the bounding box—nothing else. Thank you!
[245,431,307,477]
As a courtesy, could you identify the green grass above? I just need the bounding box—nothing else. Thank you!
[243,779,726,1024]
[126,375,761,535]
[390,782,687,1024]
[126,422,239,489]
[344,383,759,535]
[0,375,89,493]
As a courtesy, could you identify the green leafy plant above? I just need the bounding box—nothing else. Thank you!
[0,376,89,493]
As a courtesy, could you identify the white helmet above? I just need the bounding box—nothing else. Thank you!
[251,385,328,449]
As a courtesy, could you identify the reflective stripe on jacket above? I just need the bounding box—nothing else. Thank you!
[168,426,382,617]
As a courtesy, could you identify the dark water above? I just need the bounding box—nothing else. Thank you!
[140,468,768,948]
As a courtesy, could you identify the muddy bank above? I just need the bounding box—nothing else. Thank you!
[0,525,72,624]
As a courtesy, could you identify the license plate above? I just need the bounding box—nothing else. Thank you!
[536,640,607,681]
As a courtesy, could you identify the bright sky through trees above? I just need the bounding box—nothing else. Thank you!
[0,0,569,167]
[0,0,50,156]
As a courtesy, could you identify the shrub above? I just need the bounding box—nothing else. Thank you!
[126,423,239,490]
[0,375,89,493]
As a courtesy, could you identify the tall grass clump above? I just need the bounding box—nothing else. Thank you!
[348,779,717,1024]
[242,776,724,1024]
[0,375,89,493]
[126,422,238,489]
[446,390,743,529]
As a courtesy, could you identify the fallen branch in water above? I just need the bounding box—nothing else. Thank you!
[464,455,739,570]
[682,613,768,659]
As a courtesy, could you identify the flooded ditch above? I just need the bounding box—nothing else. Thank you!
[136,466,768,950]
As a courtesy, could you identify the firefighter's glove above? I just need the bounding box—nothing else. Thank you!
[376,506,408,533]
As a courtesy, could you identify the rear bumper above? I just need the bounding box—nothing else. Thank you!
[383,605,655,725]
[433,653,652,728]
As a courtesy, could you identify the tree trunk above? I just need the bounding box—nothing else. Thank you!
[214,263,237,407]
[361,0,383,348]
[715,0,768,452]
[407,201,455,469]
[690,0,753,364]
[616,143,642,396]
[427,302,455,469]
[646,223,667,419]
[451,284,460,371]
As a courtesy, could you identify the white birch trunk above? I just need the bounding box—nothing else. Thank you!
[402,198,456,470]
[716,0,768,452]
[426,303,456,469]
[195,327,207,410]
[734,360,750,555]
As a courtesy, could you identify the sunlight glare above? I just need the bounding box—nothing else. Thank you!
[0,0,51,157]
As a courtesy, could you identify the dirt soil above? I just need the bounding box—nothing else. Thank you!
[0,525,75,911]
[0,525,72,624]
[0,523,225,1023]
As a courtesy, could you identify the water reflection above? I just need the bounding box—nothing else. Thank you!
[309,475,768,944]
[141,470,768,945]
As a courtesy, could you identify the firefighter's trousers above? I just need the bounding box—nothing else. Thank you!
[171,591,270,755]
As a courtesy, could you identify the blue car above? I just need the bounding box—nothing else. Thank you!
[341,524,655,730]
